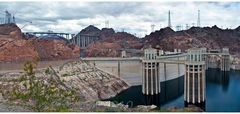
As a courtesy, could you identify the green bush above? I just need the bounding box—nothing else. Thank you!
[7,61,80,112]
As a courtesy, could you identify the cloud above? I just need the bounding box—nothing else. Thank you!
[0,2,239,37]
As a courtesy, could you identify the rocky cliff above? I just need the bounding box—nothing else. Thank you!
[83,25,240,57]
[144,26,240,54]
[0,39,39,62]
[0,24,80,62]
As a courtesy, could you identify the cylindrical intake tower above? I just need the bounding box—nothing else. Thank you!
[184,48,206,106]
[142,47,160,95]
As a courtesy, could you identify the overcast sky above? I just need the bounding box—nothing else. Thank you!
[0,2,239,37]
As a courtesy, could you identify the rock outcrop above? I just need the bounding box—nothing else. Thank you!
[79,25,115,40]
[0,39,39,62]
[85,31,143,57]
[0,60,129,101]
[31,39,80,61]
[0,39,80,62]
[82,25,240,57]
[0,23,80,62]
[76,25,143,57]
[0,23,23,39]
[144,26,240,54]
[80,25,101,36]
[100,28,115,39]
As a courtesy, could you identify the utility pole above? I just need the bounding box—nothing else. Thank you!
[12,15,15,23]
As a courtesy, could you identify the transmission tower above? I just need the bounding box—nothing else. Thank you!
[151,24,155,32]
[105,20,109,28]
[192,23,195,27]
[197,10,201,27]
[168,10,172,28]
[176,25,181,31]
[5,10,11,24]
[186,24,189,30]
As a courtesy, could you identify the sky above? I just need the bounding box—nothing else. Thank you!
[0,2,239,37]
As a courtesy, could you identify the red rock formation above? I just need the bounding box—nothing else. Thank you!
[0,24,80,62]
[85,42,120,57]
[0,38,80,62]
[0,39,39,62]
[0,23,23,39]
[31,39,80,61]
[85,32,143,57]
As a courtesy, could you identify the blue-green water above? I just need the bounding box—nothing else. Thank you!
[107,69,240,112]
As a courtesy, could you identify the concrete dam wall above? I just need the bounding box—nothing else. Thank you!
[88,60,185,86]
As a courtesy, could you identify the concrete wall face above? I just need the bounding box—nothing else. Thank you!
[89,61,185,86]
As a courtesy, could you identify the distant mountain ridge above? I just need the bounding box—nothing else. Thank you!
[143,25,240,54]
[79,24,240,57]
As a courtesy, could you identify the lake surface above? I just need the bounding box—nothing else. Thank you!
[107,68,240,112]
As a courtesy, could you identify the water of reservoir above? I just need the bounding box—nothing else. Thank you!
[107,68,240,112]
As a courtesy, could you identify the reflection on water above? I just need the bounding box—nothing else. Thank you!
[107,76,184,108]
[205,69,240,112]
[206,69,230,92]
[108,69,240,112]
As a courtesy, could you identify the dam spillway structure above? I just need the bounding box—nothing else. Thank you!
[142,47,160,95]
[184,48,206,108]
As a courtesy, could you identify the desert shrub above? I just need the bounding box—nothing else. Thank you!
[6,61,80,112]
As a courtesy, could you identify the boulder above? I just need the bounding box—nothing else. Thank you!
[137,105,157,110]
[96,101,116,107]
